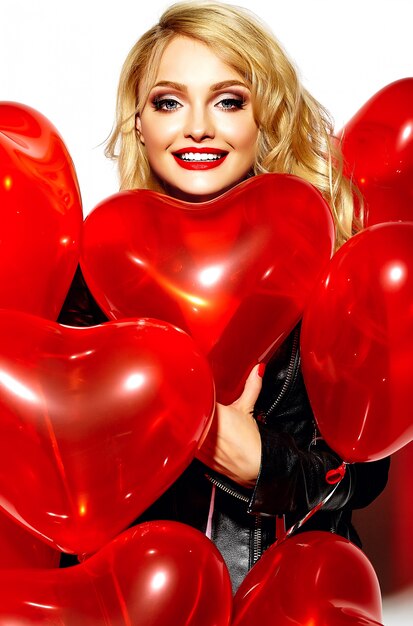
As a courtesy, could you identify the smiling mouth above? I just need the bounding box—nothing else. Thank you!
[173,149,228,170]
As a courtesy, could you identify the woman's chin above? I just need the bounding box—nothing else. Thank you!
[164,177,253,204]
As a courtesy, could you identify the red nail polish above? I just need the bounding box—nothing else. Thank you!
[258,363,266,378]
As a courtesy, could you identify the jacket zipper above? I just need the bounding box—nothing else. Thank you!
[206,474,264,564]
[253,515,262,564]
[252,329,299,560]
[205,473,250,502]
[205,329,300,563]
[261,328,300,423]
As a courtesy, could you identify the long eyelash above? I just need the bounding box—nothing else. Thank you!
[152,97,166,110]
[152,97,178,111]
[220,98,246,110]
[152,96,161,110]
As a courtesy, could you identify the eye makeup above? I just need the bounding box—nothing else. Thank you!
[152,96,182,112]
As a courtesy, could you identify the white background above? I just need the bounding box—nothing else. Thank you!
[1,1,413,623]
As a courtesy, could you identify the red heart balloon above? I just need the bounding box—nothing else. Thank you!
[340,78,413,227]
[0,510,60,569]
[0,102,82,319]
[81,173,335,404]
[0,521,232,626]
[232,531,383,626]
[0,310,214,554]
[301,222,413,462]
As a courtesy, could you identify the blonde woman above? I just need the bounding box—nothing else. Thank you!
[60,1,389,591]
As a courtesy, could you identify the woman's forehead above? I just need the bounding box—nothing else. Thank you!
[151,36,245,87]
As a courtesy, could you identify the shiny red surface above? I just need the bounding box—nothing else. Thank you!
[232,531,383,626]
[0,510,60,569]
[81,173,335,404]
[0,522,232,626]
[0,310,214,554]
[0,102,82,319]
[340,78,413,227]
[301,222,413,462]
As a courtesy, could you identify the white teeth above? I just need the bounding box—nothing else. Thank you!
[178,152,224,161]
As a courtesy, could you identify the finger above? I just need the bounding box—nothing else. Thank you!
[233,363,265,413]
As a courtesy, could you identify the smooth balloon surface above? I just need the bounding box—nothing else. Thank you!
[0,102,82,319]
[0,510,60,569]
[301,222,413,462]
[340,78,413,227]
[81,173,335,404]
[0,310,214,554]
[232,531,383,626]
[0,522,232,626]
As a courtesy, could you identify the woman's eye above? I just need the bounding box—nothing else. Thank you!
[216,98,245,111]
[153,97,182,112]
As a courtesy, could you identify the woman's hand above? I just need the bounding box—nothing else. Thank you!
[196,364,264,488]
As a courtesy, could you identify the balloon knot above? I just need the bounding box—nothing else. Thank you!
[325,462,347,485]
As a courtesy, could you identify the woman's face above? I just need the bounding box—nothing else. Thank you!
[137,36,259,202]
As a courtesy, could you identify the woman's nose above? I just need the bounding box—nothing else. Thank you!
[183,105,215,142]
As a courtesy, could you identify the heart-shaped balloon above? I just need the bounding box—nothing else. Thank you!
[232,531,383,626]
[339,78,413,227]
[0,509,60,569]
[301,222,413,462]
[0,310,214,554]
[0,102,82,319]
[0,521,232,626]
[81,173,335,404]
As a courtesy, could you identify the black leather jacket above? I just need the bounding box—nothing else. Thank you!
[59,268,390,592]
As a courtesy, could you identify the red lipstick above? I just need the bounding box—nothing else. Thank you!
[173,147,228,170]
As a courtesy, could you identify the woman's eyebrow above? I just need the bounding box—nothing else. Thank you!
[151,79,248,93]
[210,80,248,92]
[151,80,187,92]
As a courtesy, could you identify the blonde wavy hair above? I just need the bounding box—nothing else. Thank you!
[106,1,359,248]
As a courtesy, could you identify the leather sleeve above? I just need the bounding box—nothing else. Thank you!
[248,330,390,517]
[249,424,390,517]
[57,266,108,327]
